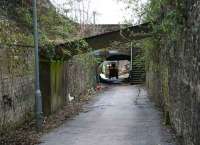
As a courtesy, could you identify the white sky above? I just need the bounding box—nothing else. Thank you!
[50,0,147,24]
[89,0,130,24]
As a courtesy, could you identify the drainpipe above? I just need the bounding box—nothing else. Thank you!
[33,0,43,129]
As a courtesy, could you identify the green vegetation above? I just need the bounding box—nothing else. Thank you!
[144,0,185,39]
[0,20,33,45]
[140,0,186,67]
[38,7,76,44]
[121,0,186,67]
[40,39,91,61]
[0,1,77,46]
[0,0,93,63]
[141,0,186,119]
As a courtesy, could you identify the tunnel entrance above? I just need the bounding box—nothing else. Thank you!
[94,48,145,85]
[94,50,131,84]
[99,60,130,84]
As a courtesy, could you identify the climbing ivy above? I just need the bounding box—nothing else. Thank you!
[40,39,91,61]
[0,20,33,46]
[144,0,186,39]
[120,0,186,39]
[117,0,186,70]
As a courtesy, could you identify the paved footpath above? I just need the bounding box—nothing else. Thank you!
[40,85,177,145]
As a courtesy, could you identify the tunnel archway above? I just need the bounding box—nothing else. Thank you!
[93,50,131,84]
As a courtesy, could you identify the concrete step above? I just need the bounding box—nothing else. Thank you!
[131,71,145,74]
[130,73,145,77]
[130,81,144,85]
[131,77,144,80]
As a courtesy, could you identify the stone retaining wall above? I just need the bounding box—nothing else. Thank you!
[146,1,200,144]
[0,45,35,131]
[40,54,97,115]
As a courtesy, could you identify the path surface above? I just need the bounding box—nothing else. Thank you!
[40,85,177,145]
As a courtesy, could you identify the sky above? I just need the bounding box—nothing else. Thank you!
[50,0,147,24]
[88,0,131,24]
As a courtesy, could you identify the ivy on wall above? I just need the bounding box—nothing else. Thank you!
[127,0,187,71]
[40,40,91,61]
[144,0,186,39]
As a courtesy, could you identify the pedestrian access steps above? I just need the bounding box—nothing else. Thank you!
[129,59,145,85]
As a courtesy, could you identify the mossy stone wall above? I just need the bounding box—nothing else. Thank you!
[0,45,35,132]
[40,53,97,115]
[145,1,200,144]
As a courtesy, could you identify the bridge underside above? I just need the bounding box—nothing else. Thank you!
[54,22,152,56]
[84,22,152,50]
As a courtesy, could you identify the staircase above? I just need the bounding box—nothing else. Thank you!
[129,58,145,85]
